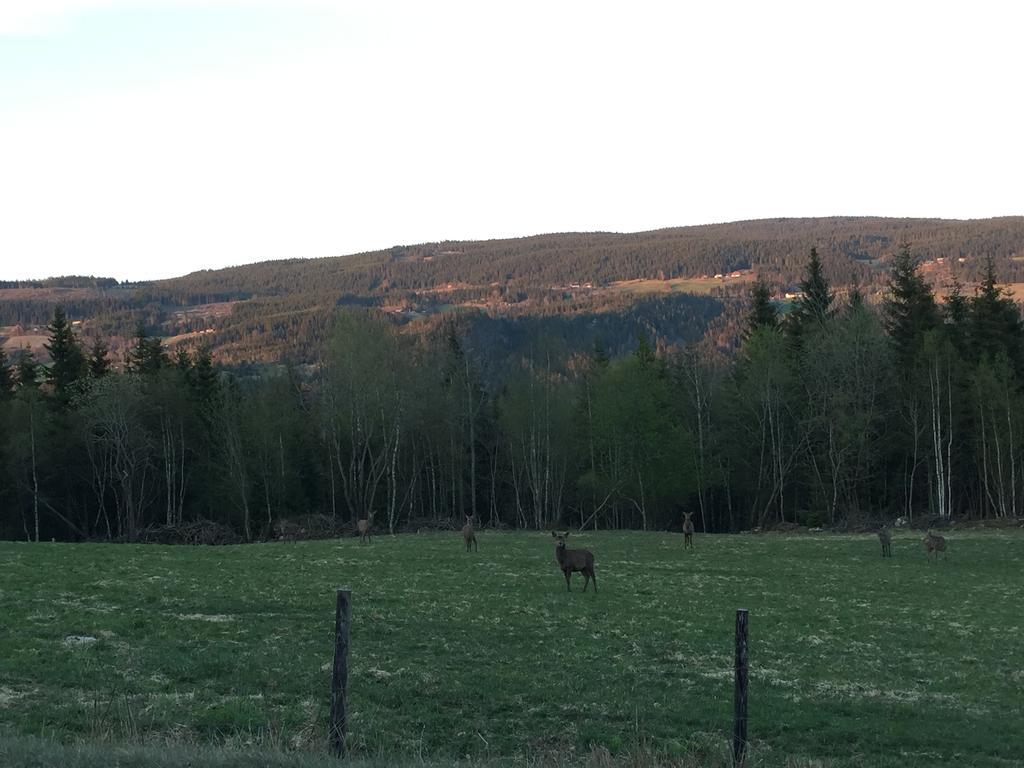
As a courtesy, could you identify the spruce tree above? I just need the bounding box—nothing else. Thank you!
[883,243,939,363]
[942,278,970,357]
[188,345,219,407]
[969,255,1024,372]
[174,347,192,372]
[745,276,778,337]
[17,351,41,389]
[0,347,14,398]
[787,247,833,339]
[845,283,866,316]
[88,338,112,378]
[126,325,167,375]
[44,307,86,399]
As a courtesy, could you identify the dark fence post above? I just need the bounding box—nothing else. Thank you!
[330,588,352,757]
[733,608,749,767]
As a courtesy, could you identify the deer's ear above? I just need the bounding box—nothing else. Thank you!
[551,531,557,538]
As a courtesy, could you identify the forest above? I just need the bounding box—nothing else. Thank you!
[2,242,1023,542]
[2,217,1023,367]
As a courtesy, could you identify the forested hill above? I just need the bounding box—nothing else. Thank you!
[156,216,1024,299]
[2,216,1023,367]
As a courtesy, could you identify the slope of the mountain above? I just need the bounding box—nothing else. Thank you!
[153,215,1024,299]
[2,216,1022,366]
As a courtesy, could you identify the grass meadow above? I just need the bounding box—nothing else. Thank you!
[0,529,1022,767]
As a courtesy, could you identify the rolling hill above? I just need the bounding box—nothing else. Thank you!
[2,216,1023,367]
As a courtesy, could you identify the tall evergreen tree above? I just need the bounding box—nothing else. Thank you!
[44,307,86,399]
[187,345,219,409]
[0,347,14,399]
[942,279,970,357]
[174,347,192,372]
[969,255,1024,372]
[17,351,41,390]
[126,325,167,375]
[845,283,866,317]
[745,276,778,337]
[88,338,112,378]
[883,243,939,363]
[787,247,833,339]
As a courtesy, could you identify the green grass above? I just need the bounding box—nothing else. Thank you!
[0,530,1022,767]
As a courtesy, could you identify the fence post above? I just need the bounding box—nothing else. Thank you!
[330,588,352,757]
[733,608,749,767]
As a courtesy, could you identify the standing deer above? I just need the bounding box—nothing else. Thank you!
[462,515,478,552]
[923,530,947,562]
[552,531,596,592]
[878,526,893,557]
[356,518,371,545]
[682,511,695,549]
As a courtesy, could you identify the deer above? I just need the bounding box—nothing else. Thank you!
[878,525,893,557]
[356,518,371,545]
[462,515,478,552]
[923,529,947,562]
[682,511,695,549]
[552,531,596,592]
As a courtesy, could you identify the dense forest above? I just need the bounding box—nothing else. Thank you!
[3,242,1023,542]
[2,217,1023,367]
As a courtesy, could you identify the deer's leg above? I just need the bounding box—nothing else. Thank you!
[590,569,597,592]
[564,569,572,591]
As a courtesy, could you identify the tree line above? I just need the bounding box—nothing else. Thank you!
[2,243,1023,542]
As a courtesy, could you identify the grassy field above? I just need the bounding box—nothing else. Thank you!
[0,529,1022,767]
[607,276,754,296]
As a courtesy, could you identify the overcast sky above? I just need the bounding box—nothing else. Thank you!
[1,1,1021,282]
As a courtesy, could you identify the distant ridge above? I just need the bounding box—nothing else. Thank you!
[3,216,1023,367]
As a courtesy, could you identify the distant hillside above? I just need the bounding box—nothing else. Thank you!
[2,216,1022,367]
[151,215,1024,297]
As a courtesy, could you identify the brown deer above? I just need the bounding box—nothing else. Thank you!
[878,526,893,557]
[923,530,947,562]
[682,511,695,549]
[552,531,596,592]
[356,518,371,545]
[462,515,478,552]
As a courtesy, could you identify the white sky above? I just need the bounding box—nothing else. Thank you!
[1,0,1021,282]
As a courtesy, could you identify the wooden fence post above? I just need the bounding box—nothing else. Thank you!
[733,608,749,767]
[330,588,351,757]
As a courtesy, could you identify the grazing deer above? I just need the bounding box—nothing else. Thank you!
[552,531,596,592]
[356,518,371,545]
[462,515,478,552]
[923,530,947,562]
[682,511,695,549]
[878,526,893,557]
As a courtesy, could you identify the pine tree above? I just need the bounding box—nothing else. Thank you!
[44,307,86,399]
[883,243,939,363]
[745,276,778,337]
